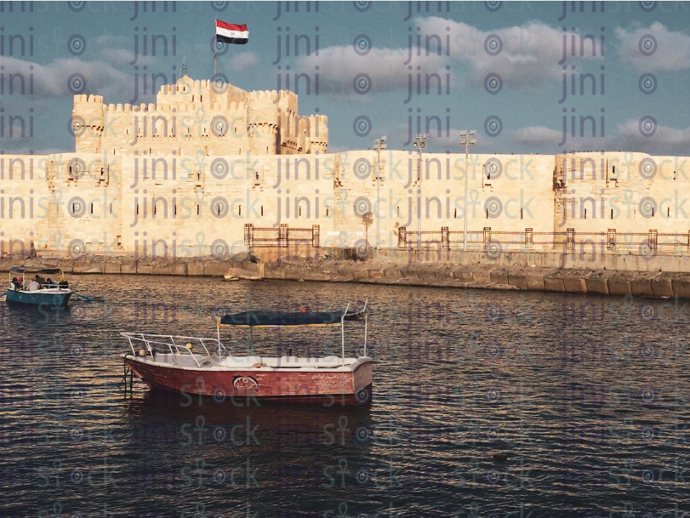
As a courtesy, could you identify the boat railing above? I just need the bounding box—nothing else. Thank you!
[121,332,228,368]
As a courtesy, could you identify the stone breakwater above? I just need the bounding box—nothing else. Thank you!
[4,254,690,300]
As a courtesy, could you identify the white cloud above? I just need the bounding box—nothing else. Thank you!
[511,126,564,145]
[508,120,690,155]
[228,52,258,72]
[0,55,134,100]
[616,22,690,72]
[295,44,449,102]
[293,18,604,97]
[417,17,603,89]
[614,118,690,151]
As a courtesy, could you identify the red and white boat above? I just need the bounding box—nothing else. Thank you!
[120,303,373,405]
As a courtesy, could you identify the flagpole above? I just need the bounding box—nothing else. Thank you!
[214,19,218,80]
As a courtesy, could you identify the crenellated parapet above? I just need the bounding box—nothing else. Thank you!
[70,75,326,156]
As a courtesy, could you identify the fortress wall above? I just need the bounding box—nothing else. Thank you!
[0,152,122,257]
[329,151,556,250]
[4,147,690,262]
[553,152,690,241]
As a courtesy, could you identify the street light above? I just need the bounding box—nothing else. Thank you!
[459,130,477,252]
[413,133,429,251]
[373,135,387,250]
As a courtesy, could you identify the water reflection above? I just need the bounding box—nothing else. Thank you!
[1,275,689,516]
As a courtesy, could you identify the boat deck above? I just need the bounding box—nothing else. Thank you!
[126,352,367,371]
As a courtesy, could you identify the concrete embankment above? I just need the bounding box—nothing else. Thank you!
[0,256,263,279]
[3,253,690,299]
[261,260,688,299]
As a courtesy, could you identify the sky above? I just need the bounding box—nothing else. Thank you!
[1,0,690,155]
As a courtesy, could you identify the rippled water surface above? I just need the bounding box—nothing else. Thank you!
[1,275,689,517]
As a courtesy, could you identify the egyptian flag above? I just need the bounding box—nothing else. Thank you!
[216,20,248,45]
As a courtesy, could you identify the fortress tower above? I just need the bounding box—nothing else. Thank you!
[72,94,104,155]
[71,75,328,157]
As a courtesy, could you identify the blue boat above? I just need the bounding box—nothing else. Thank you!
[5,266,73,307]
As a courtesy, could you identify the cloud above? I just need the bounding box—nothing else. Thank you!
[293,18,604,98]
[613,118,690,153]
[508,120,690,155]
[616,22,690,72]
[294,44,449,102]
[98,48,159,67]
[511,126,564,145]
[417,17,603,90]
[228,52,258,72]
[0,55,135,100]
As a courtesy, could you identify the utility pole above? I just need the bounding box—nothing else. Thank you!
[459,130,477,252]
[413,133,429,251]
[373,135,387,249]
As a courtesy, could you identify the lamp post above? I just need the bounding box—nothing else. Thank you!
[459,130,477,252]
[413,133,429,251]
[373,135,387,250]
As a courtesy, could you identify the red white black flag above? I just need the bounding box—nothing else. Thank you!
[216,20,248,45]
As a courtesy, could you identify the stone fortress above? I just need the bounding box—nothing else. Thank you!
[2,74,690,266]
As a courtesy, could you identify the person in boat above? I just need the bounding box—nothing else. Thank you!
[27,277,40,292]
[11,277,20,290]
[58,278,69,288]
[35,274,45,285]
[17,276,23,289]
[45,277,56,288]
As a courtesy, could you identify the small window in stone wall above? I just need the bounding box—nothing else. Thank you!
[239,205,242,216]
[261,206,264,216]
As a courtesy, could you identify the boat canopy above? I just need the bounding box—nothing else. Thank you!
[219,309,358,327]
[9,266,63,275]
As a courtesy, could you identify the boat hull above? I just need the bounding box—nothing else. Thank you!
[123,356,374,405]
[5,289,72,307]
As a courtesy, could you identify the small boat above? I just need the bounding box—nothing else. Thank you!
[120,303,374,405]
[5,266,72,306]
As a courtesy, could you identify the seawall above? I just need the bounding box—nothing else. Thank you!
[3,250,690,300]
